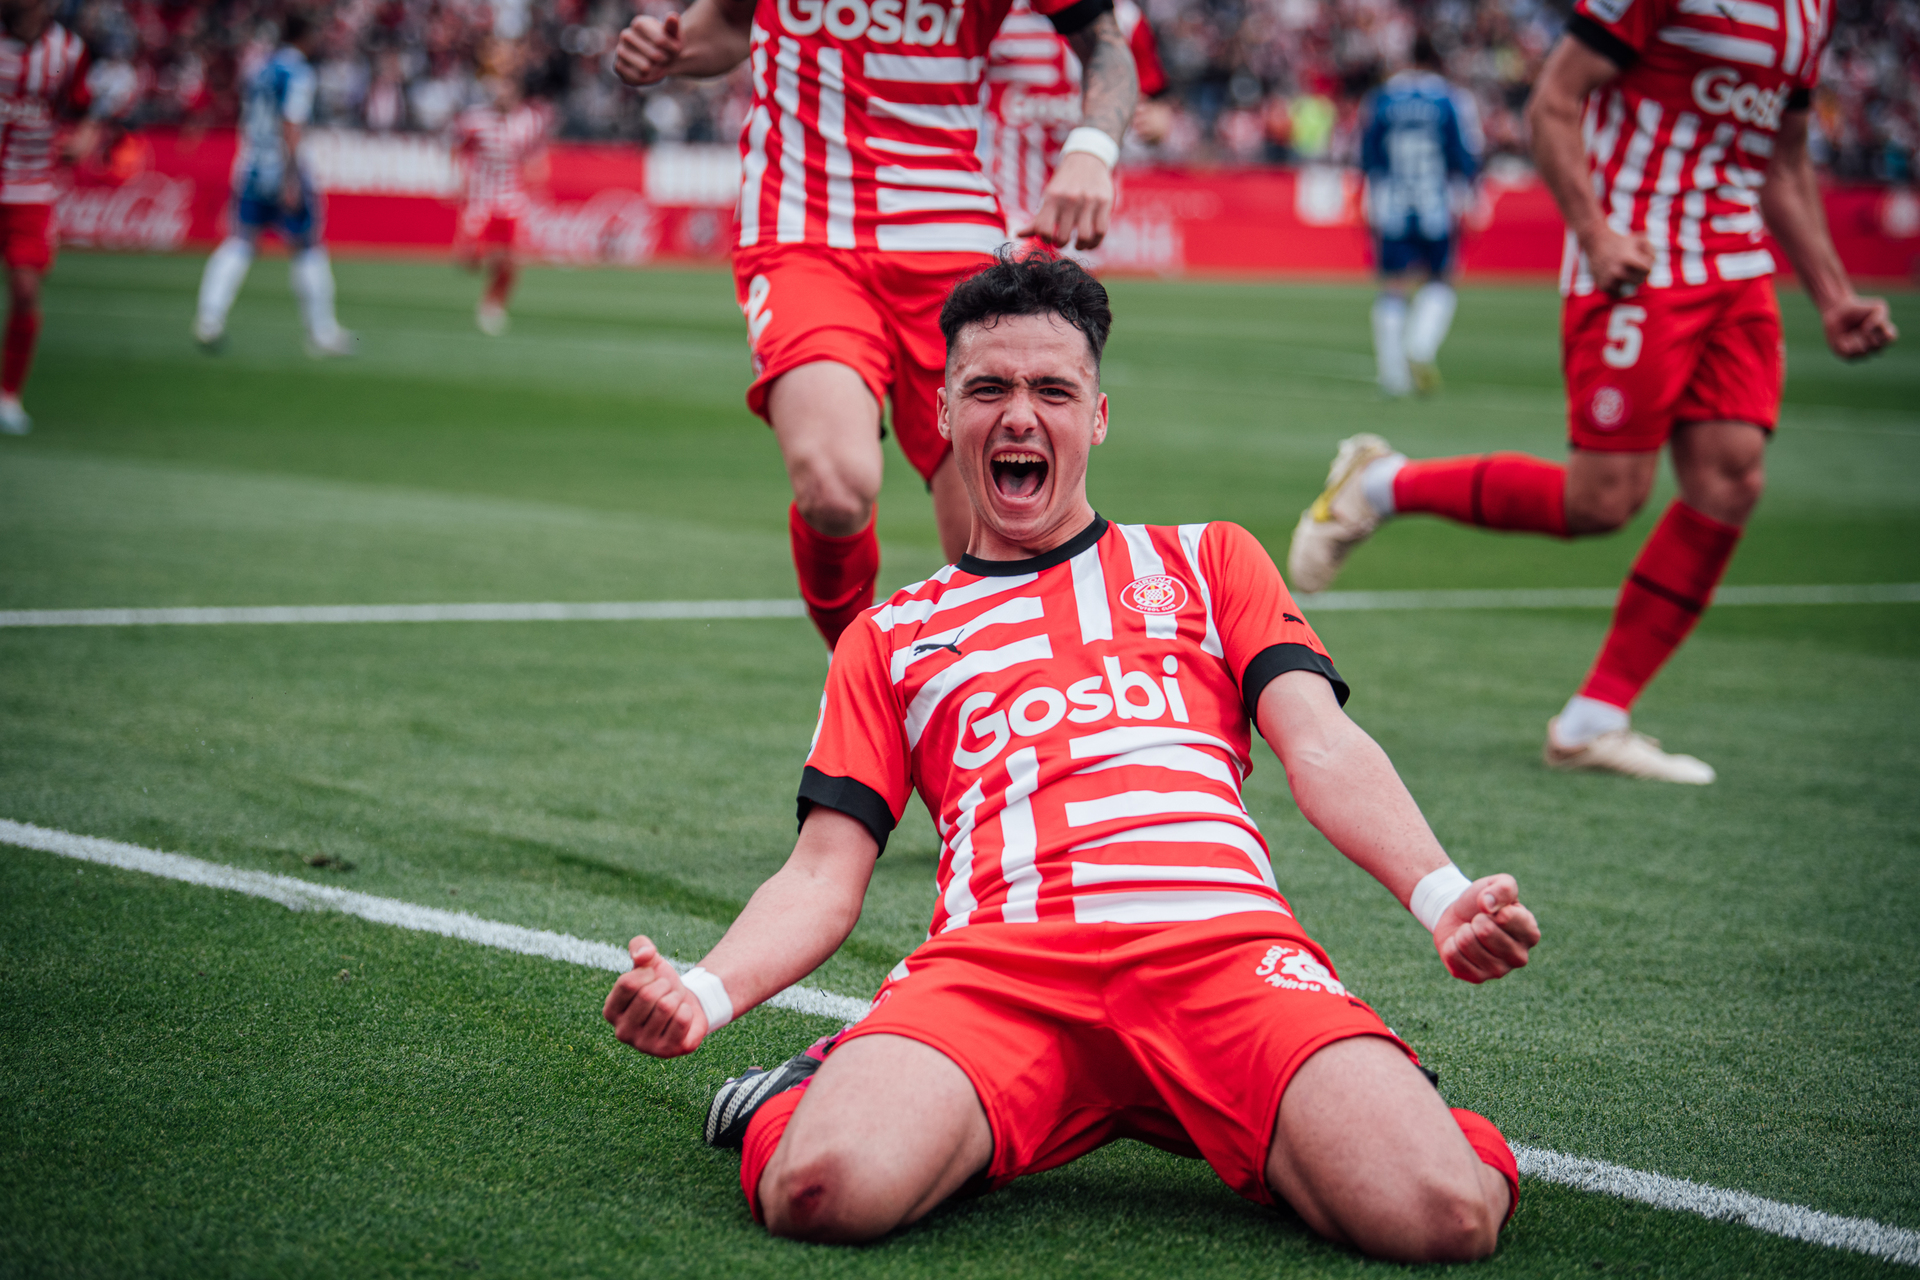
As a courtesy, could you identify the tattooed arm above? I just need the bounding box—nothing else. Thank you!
[1021,8,1138,249]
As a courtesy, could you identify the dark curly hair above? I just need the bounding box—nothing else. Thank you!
[939,250,1112,368]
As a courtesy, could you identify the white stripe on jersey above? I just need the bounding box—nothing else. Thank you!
[875,165,996,191]
[890,594,1047,683]
[873,572,1037,631]
[875,222,1010,253]
[1072,888,1288,924]
[775,39,807,243]
[1064,789,1248,827]
[1069,819,1275,880]
[1071,861,1266,887]
[1069,541,1112,643]
[863,53,985,82]
[819,49,856,248]
[1607,99,1662,235]
[939,779,985,932]
[1118,524,1177,640]
[739,106,772,247]
[1717,248,1777,279]
[999,747,1043,922]
[1067,724,1241,763]
[870,98,983,132]
[1176,523,1225,658]
[1784,0,1804,76]
[866,136,964,156]
[1676,0,1778,26]
[905,632,1054,746]
[1073,743,1239,789]
[1644,113,1699,289]
[878,187,999,214]
[1655,26,1776,66]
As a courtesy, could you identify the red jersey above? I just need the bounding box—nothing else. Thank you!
[1559,0,1829,294]
[800,517,1347,935]
[0,22,88,205]
[978,0,1164,230]
[451,101,551,215]
[736,0,1097,255]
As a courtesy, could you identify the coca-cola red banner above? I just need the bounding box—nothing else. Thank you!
[54,128,1920,282]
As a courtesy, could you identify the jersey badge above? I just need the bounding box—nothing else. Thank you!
[1255,945,1349,996]
[1120,574,1188,616]
[1589,386,1629,431]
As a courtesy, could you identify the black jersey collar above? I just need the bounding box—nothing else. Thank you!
[958,515,1108,577]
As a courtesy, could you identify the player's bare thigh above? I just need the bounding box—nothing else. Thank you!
[758,1032,993,1243]
[766,361,884,536]
[1265,1036,1507,1263]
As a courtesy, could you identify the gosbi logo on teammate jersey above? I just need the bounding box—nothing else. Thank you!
[1690,67,1789,128]
[777,0,967,42]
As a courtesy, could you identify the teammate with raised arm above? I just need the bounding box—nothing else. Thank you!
[1288,0,1896,782]
[613,0,1136,647]
[605,255,1540,1261]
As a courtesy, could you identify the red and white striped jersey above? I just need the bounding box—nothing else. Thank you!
[1560,0,1829,294]
[736,0,1093,255]
[451,101,551,215]
[978,0,1163,231]
[0,23,88,205]
[800,517,1348,936]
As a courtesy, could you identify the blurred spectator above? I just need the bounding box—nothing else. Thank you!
[59,0,1918,180]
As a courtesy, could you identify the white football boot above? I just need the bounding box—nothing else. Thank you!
[476,301,509,337]
[0,395,29,435]
[1287,433,1397,593]
[305,327,357,359]
[191,317,225,352]
[1543,718,1716,785]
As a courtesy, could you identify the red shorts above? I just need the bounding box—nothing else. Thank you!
[1563,275,1783,453]
[0,202,54,272]
[455,206,519,253]
[732,244,992,484]
[834,914,1413,1206]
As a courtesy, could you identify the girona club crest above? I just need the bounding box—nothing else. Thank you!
[1121,574,1187,615]
[1589,385,1629,431]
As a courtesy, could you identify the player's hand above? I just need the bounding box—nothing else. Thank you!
[1432,874,1540,984]
[615,14,683,87]
[1581,225,1655,296]
[1820,294,1897,360]
[1021,150,1115,250]
[602,935,708,1057]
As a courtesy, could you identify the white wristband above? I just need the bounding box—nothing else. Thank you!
[1410,864,1474,933]
[1059,126,1120,169]
[681,966,734,1032]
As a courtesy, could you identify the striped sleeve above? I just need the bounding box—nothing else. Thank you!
[797,616,911,855]
[1196,522,1349,711]
[1569,0,1668,65]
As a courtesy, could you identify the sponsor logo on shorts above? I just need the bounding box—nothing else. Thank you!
[1254,944,1348,995]
[1589,385,1629,430]
[1120,575,1187,616]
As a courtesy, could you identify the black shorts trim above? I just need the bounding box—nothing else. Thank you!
[1241,643,1351,717]
[798,767,896,856]
[1046,0,1112,36]
[1566,14,1638,70]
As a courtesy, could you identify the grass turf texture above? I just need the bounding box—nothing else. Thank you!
[2,251,1917,1276]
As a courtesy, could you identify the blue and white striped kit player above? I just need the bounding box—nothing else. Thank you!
[193,15,352,357]
[1359,43,1480,396]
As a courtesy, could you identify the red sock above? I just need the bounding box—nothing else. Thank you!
[790,502,880,650]
[3,306,40,396]
[741,1083,809,1225]
[1392,453,1568,536]
[1579,501,1742,710]
[1452,1108,1519,1224]
[485,261,516,308]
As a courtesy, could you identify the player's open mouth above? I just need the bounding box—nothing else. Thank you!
[990,449,1048,500]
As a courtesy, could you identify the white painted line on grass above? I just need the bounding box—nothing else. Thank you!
[1514,1146,1920,1267]
[0,818,870,1024]
[2,585,1914,630]
[5,816,1917,1266]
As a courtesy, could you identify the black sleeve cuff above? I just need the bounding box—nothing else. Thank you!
[1242,643,1351,717]
[1047,0,1112,37]
[797,767,896,856]
[1787,86,1811,110]
[1566,13,1638,70]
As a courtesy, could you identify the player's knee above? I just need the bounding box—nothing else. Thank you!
[1566,484,1644,535]
[790,480,873,538]
[1401,1173,1502,1262]
[760,1145,892,1242]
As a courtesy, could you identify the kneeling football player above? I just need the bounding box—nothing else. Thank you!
[604,253,1541,1262]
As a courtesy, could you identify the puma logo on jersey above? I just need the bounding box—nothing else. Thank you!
[1283,613,1305,625]
[1691,67,1789,129]
[914,639,963,657]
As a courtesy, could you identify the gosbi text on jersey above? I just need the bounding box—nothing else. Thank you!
[800,518,1349,934]
[0,22,86,205]
[1562,0,1830,293]
[738,0,1107,254]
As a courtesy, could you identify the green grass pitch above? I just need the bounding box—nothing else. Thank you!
[2,251,1917,1278]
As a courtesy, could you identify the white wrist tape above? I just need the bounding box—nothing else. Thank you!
[681,966,734,1032]
[1060,126,1120,169]
[1410,864,1474,933]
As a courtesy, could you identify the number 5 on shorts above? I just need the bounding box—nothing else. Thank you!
[1602,304,1647,369]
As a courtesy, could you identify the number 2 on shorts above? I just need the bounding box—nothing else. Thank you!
[1602,304,1647,369]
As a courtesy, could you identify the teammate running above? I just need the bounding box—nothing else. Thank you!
[1359,34,1479,397]
[613,0,1138,647]
[449,40,551,337]
[604,254,1540,1261]
[978,0,1165,240]
[193,12,354,357]
[0,0,94,436]
[1290,0,1896,783]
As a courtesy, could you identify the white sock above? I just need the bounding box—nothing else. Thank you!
[196,237,254,331]
[1361,453,1407,518]
[1371,294,1410,394]
[1405,282,1457,365]
[290,248,342,342]
[1555,694,1629,748]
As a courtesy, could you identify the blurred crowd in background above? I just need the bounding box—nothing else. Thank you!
[69,0,1920,181]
